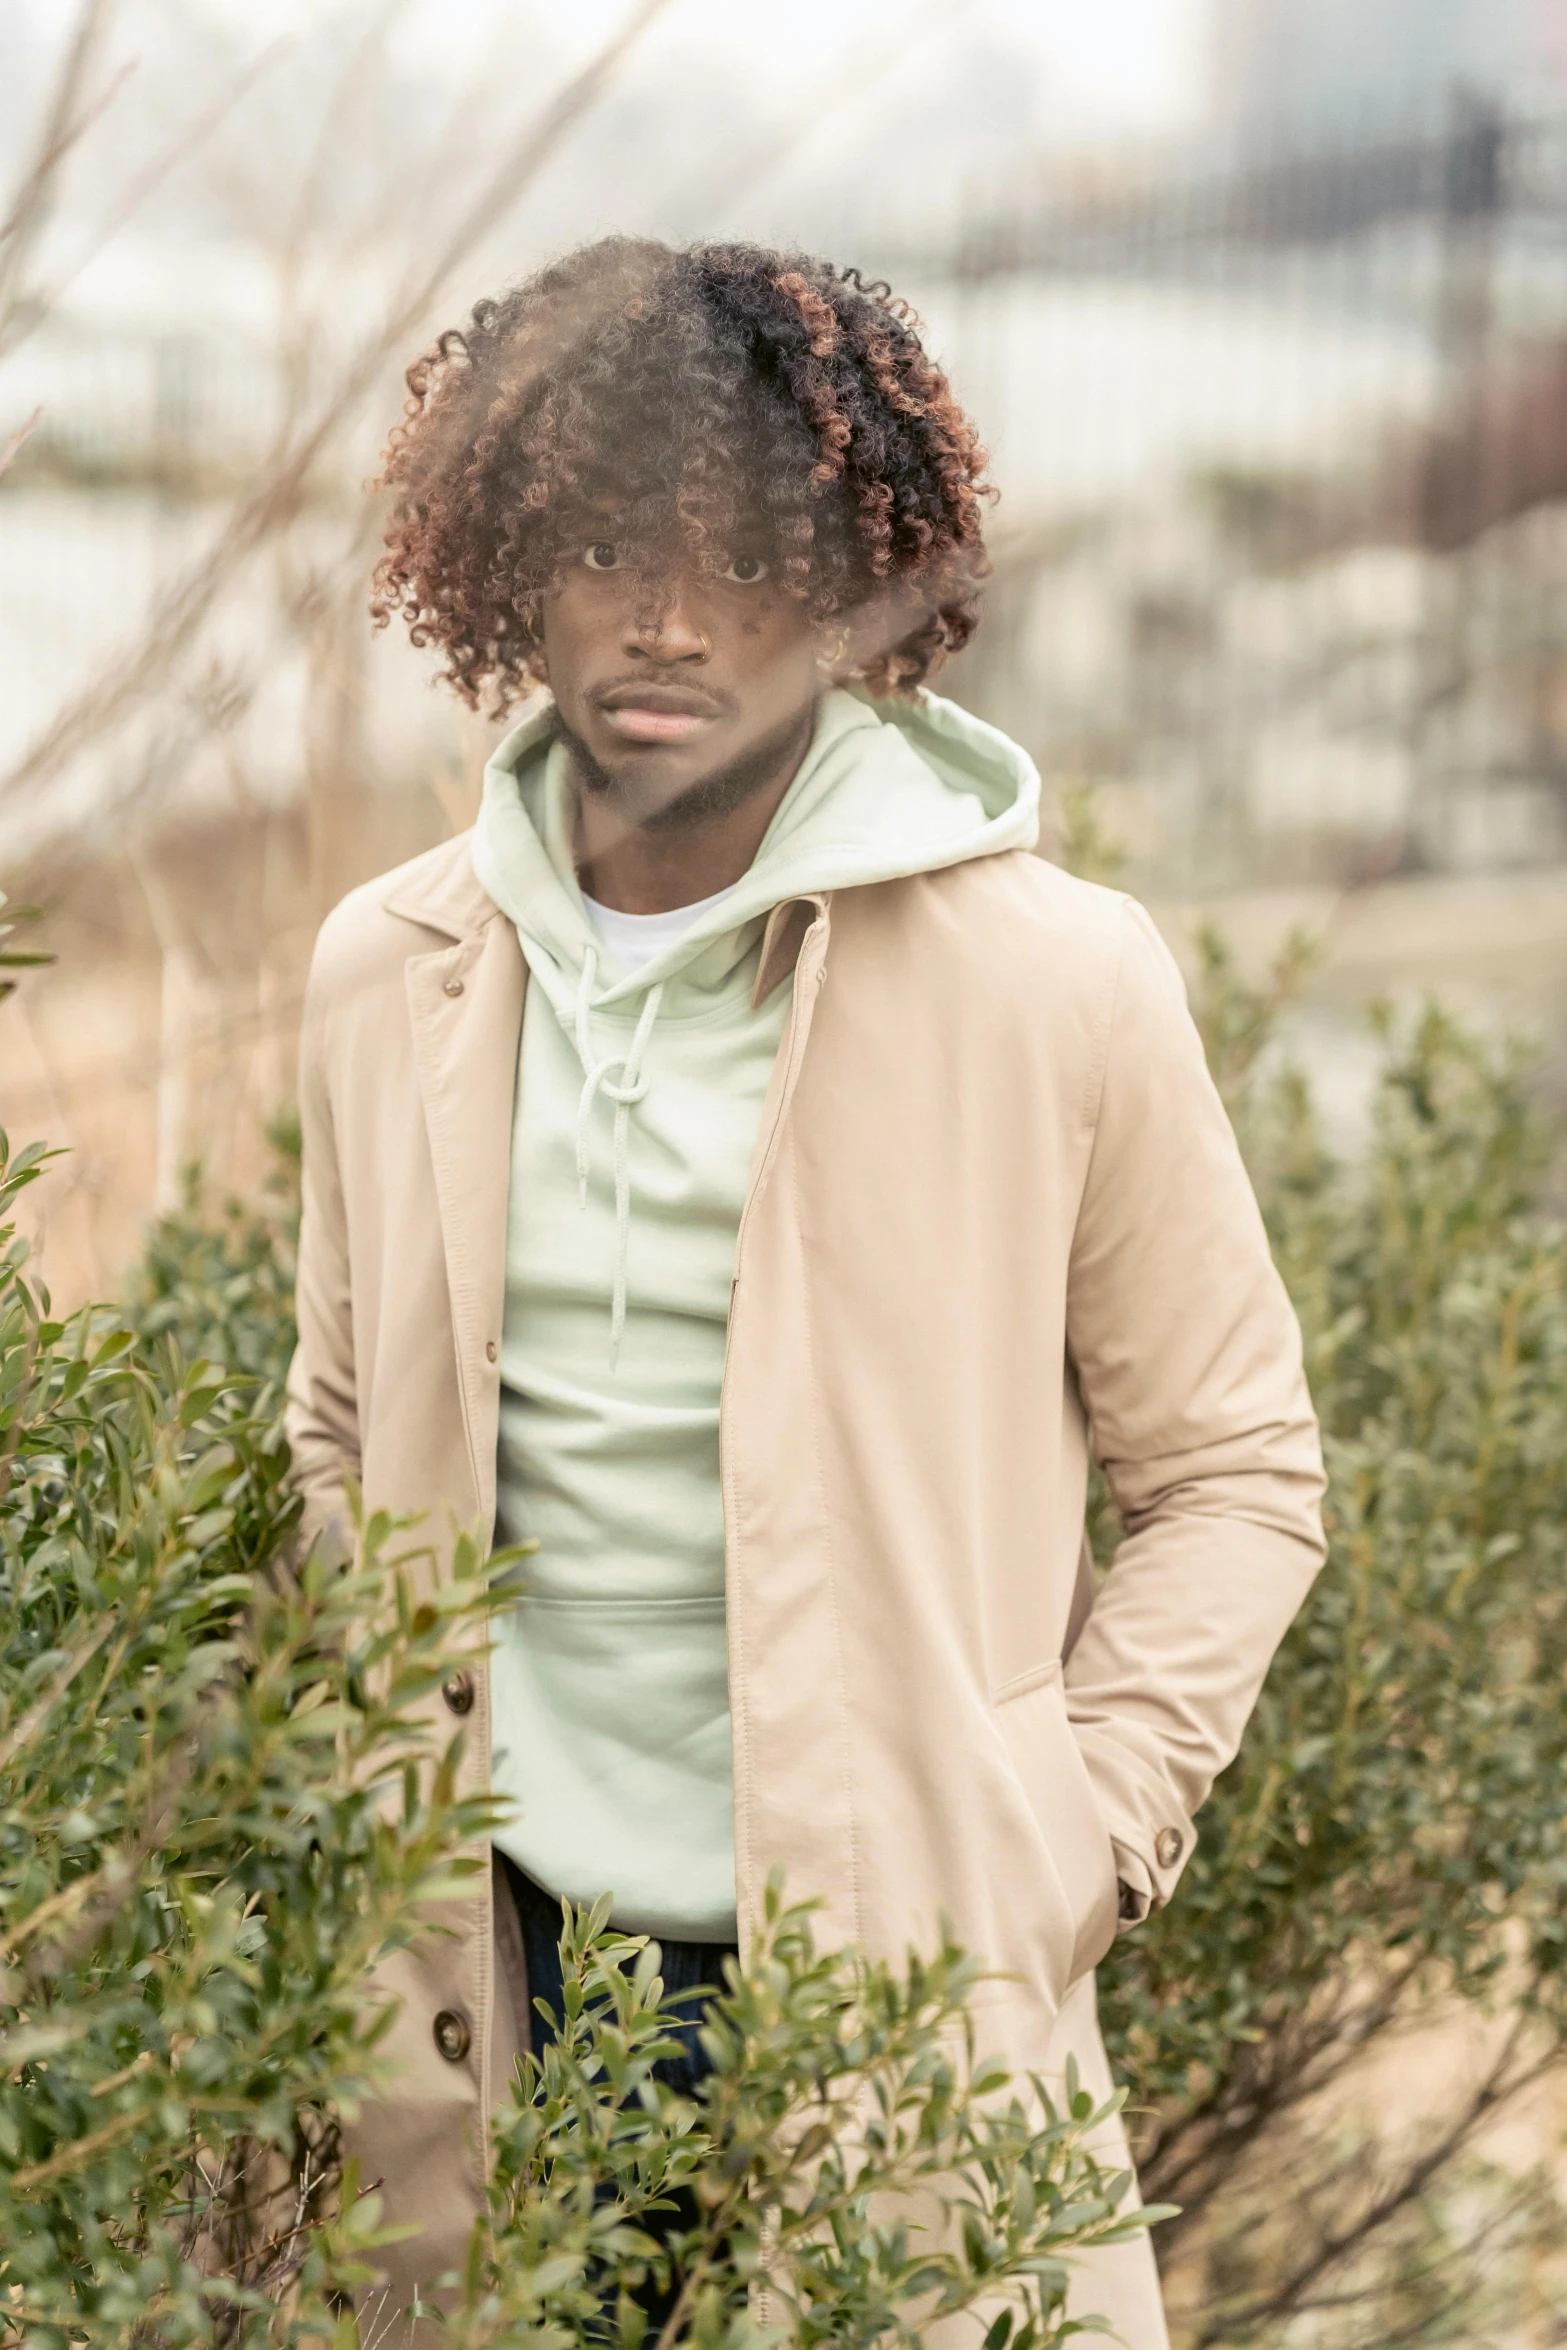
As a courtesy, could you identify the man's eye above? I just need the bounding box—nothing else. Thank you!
[583,542,620,572]
[722,552,769,584]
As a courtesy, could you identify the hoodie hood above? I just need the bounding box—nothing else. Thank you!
[472,683,1039,1007]
[472,685,1039,1358]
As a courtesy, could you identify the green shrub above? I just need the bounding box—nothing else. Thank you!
[1098,934,1567,2344]
[125,1112,300,1395]
[462,1883,1154,2350]
[15,914,1567,2346]
[3,1134,1145,2345]
[0,1130,502,2343]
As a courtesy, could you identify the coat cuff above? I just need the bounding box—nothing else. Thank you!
[1115,1849,1154,1929]
[1071,1717,1198,1912]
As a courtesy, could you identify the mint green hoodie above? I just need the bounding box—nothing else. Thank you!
[471,687,1039,1940]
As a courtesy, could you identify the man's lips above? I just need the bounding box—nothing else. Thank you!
[601,706,712,743]
[594,682,725,745]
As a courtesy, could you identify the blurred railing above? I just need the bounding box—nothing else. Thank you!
[889,92,1567,891]
[9,100,1567,888]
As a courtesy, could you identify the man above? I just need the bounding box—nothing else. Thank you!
[287,236,1325,2346]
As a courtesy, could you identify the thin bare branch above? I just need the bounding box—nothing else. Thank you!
[662,0,969,225]
[0,0,675,829]
[1144,1947,1436,2221]
[0,406,43,480]
[0,1617,113,1782]
[282,0,415,269]
[0,0,121,341]
[0,38,295,364]
[270,2,421,472]
[1193,2021,1564,2348]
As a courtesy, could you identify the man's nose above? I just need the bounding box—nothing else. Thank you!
[625,584,710,664]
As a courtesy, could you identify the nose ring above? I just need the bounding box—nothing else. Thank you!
[635,619,711,658]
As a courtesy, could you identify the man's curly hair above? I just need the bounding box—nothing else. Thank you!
[371,236,994,707]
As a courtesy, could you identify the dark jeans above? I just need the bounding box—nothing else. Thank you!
[497,1855,737,2326]
[498,1851,737,2092]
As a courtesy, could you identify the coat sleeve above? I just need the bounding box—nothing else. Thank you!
[1063,898,1326,1916]
[284,943,358,1565]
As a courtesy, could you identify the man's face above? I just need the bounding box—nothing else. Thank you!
[539,525,823,830]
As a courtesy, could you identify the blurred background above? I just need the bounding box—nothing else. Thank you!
[5,0,1567,1289]
[10,9,1567,2342]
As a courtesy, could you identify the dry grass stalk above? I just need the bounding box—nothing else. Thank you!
[0,0,674,834]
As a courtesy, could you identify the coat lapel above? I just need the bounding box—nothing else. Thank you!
[397,860,524,1541]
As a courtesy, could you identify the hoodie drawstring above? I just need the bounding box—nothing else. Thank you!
[573,945,664,1366]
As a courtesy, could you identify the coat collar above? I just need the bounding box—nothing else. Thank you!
[387,827,828,1004]
[754,893,829,1005]
[402,898,523,1534]
[381,813,836,1014]
[383,831,500,945]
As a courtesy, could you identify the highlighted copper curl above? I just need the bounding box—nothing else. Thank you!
[370,236,996,710]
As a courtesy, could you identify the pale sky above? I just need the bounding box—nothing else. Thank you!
[398,0,1207,132]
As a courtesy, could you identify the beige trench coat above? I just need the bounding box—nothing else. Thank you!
[286,830,1326,2347]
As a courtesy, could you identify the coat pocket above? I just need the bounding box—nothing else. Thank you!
[992,1661,1120,1991]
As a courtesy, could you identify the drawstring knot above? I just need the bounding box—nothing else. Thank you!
[573,945,663,1366]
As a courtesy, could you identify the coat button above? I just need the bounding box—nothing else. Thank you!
[485,1340,498,1362]
[433,2008,471,2063]
[443,977,464,997]
[441,1669,475,1717]
[1155,1827,1184,1870]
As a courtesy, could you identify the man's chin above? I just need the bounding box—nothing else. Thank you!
[554,703,815,833]
[569,731,716,812]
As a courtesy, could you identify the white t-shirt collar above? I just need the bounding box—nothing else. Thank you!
[579,882,741,980]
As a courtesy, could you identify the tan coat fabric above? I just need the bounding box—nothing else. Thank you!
[287,830,1326,2347]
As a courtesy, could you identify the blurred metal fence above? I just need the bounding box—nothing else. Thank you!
[892,92,1567,889]
[8,94,1567,892]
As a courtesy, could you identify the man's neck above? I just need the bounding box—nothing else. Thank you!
[569,705,816,914]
